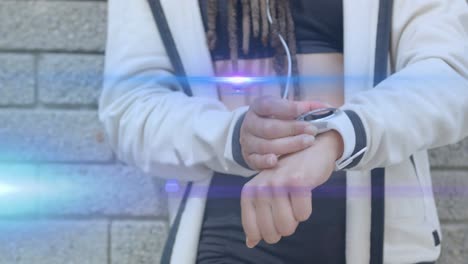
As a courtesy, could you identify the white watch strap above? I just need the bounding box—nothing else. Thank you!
[325,109,367,171]
[335,147,368,171]
[299,108,368,171]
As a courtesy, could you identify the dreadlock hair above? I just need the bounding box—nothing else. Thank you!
[207,0,300,99]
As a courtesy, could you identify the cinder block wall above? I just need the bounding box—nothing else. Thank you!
[0,1,466,263]
[0,1,168,263]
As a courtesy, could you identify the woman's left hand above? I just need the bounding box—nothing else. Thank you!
[240,131,344,248]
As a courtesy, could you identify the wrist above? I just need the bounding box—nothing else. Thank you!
[317,131,344,161]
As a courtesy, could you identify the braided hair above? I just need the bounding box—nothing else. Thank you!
[206,0,300,99]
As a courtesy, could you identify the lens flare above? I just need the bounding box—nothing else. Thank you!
[224,76,252,85]
[165,180,180,193]
[0,183,18,196]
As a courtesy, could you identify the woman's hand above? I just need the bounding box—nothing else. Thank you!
[240,96,325,170]
[240,131,344,248]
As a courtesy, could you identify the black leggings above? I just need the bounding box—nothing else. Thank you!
[196,172,347,264]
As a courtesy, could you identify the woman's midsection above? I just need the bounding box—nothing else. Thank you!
[214,53,344,111]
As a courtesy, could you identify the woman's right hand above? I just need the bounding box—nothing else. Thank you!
[240,96,324,170]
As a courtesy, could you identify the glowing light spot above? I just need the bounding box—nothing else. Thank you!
[0,183,18,196]
[228,76,252,84]
[165,180,180,193]
[217,76,255,85]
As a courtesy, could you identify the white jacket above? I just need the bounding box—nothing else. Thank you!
[99,0,468,263]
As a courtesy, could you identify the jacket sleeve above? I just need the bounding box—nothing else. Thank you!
[341,0,468,171]
[99,0,257,181]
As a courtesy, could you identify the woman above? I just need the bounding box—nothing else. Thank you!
[99,0,468,263]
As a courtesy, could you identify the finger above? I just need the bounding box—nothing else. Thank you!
[247,153,278,170]
[295,101,329,115]
[254,185,281,244]
[252,96,305,120]
[241,184,261,248]
[244,134,316,156]
[249,115,318,139]
[271,183,299,237]
[290,186,313,222]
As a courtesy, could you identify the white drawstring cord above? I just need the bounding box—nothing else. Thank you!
[266,0,292,100]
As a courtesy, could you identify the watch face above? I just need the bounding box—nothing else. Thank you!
[297,108,337,121]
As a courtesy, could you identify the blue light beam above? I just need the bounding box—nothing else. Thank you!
[0,183,19,197]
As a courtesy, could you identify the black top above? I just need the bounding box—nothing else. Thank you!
[199,0,344,60]
[197,172,347,263]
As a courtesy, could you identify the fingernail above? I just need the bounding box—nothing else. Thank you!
[303,135,316,145]
[246,238,255,248]
[305,125,318,135]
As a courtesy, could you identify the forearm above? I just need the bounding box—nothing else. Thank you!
[342,59,468,171]
[100,83,257,179]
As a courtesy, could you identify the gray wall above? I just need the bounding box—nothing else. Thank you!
[0,0,466,263]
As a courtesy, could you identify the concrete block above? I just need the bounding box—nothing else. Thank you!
[0,220,107,264]
[430,138,468,168]
[38,54,104,106]
[0,1,106,52]
[0,54,35,106]
[111,221,168,264]
[432,170,468,221]
[438,224,468,264]
[0,110,113,162]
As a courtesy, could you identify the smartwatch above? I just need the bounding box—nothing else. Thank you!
[296,108,366,170]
